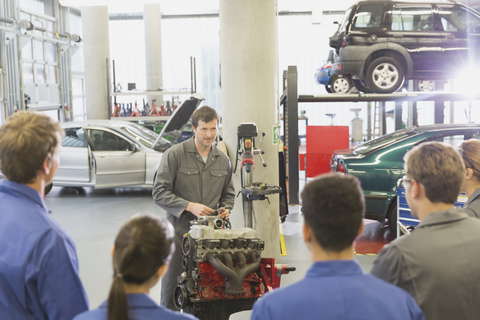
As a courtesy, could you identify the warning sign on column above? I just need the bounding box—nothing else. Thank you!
[273,126,280,145]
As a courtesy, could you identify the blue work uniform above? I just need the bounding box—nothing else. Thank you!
[73,293,199,320]
[0,180,88,320]
[251,260,424,320]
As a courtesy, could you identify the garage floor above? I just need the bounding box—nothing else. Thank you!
[46,185,391,320]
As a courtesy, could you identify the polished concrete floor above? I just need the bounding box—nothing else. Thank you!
[46,184,390,319]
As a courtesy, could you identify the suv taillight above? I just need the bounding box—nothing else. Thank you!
[337,162,346,174]
[321,62,332,69]
[342,35,348,47]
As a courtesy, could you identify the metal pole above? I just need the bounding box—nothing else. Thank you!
[434,81,445,124]
[367,102,372,140]
[242,166,253,228]
[394,101,402,131]
[286,66,299,204]
[106,58,111,119]
[379,101,386,135]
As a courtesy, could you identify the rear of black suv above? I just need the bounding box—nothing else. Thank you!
[330,1,480,93]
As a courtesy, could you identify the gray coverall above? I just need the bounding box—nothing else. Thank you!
[464,187,480,218]
[153,137,235,310]
[371,208,480,320]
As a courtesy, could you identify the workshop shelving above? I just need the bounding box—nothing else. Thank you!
[108,57,197,120]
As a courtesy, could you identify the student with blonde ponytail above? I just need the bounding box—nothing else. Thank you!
[74,214,198,320]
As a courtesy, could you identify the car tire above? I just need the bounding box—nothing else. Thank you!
[45,183,53,196]
[365,57,405,93]
[329,75,351,93]
[417,80,434,92]
[352,79,373,93]
[325,85,332,93]
[387,199,397,236]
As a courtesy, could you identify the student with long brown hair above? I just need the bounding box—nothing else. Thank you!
[73,214,198,320]
[458,139,480,218]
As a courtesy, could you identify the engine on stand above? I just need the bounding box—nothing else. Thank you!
[174,122,295,320]
[174,216,293,320]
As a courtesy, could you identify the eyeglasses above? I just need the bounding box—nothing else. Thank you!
[458,146,475,171]
[402,175,412,184]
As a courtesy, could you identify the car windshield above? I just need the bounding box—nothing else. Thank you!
[118,123,158,148]
[117,123,173,152]
[353,127,419,155]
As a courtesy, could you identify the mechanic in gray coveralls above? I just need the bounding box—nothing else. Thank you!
[153,106,235,310]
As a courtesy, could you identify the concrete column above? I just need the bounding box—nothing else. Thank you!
[82,6,110,119]
[220,0,280,260]
[144,4,163,105]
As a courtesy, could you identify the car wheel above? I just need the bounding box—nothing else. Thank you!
[352,79,373,93]
[325,85,332,93]
[45,183,53,195]
[417,80,434,92]
[365,57,405,93]
[387,199,397,236]
[329,75,351,93]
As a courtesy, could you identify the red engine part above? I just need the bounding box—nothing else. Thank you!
[193,262,263,302]
[190,258,293,302]
[259,258,293,292]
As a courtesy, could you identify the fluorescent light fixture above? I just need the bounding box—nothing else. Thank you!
[59,0,160,7]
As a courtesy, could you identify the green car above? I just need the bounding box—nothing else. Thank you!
[331,124,480,235]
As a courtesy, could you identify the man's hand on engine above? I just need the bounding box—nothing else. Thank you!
[218,207,230,220]
[186,202,215,217]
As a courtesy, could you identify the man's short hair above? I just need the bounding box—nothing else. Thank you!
[404,142,464,204]
[0,111,64,184]
[301,173,364,252]
[191,106,219,128]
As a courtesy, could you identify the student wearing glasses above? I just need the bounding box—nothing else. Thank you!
[458,139,480,218]
[371,142,480,320]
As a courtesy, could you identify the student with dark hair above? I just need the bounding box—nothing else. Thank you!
[458,139,480,218]
[250,173,423,320]
[73,214,198,320]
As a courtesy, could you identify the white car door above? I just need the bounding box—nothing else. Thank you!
[55,127,91,185]
[86,128,146,188]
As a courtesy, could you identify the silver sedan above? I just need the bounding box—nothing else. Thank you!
[51,95,202,193]
[0,95,202,194]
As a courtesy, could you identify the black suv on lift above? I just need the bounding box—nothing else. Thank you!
[329,1,480,93]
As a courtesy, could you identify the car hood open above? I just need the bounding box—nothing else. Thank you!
[152,93,204,149]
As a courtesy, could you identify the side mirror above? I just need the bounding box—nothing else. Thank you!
[129,144,138,153]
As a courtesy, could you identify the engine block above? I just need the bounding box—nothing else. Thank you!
[174,216,265,310]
